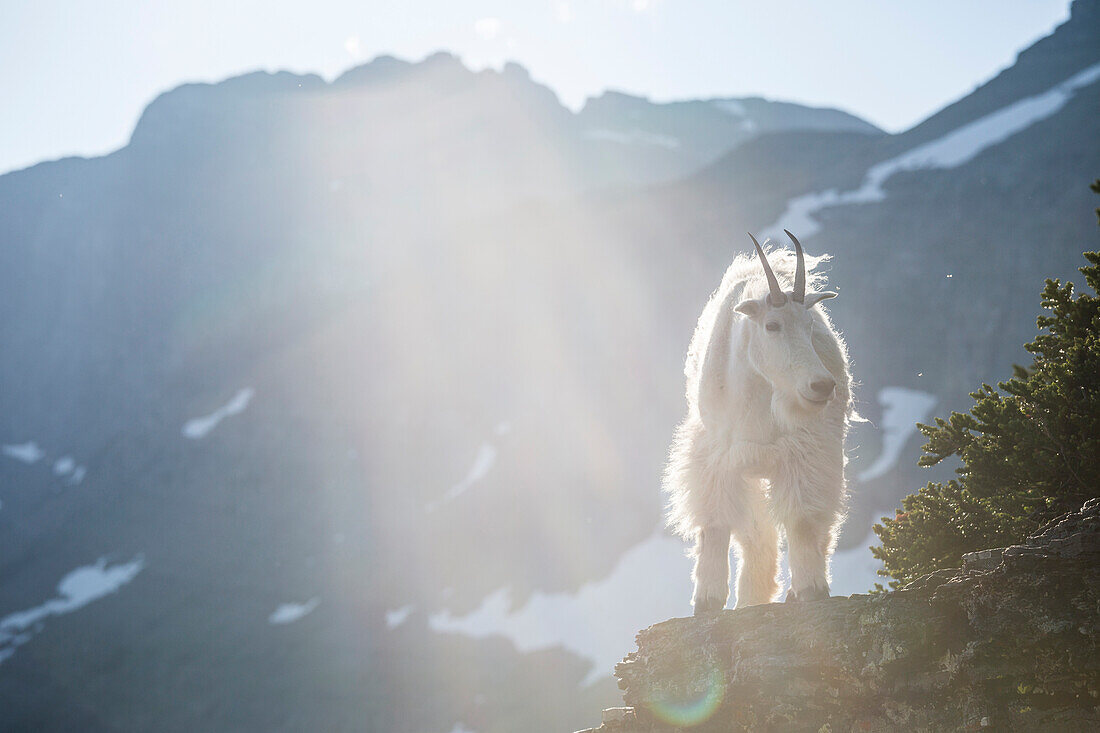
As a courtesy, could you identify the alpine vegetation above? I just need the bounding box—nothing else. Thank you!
[664,231,853,613]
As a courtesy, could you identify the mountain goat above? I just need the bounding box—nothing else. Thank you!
[664,231,852,613]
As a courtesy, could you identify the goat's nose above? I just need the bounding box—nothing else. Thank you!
[810,377,836,397]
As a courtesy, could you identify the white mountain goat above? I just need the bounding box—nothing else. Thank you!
[664,230,852,613]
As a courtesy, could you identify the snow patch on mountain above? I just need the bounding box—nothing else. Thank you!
[2,442,45,464]
[714,99,746,117]
[386,604,415,628]
[858,387,938,483]
[828,529,884,595]
[583,128,681,149]
[268,597,320,625]
[763,61,1100,239]
[427,421,511,511]
[0,556,145,664]
[2,443,85,485]
[429,528,693,685]
[446,725,476,733]
[182,388,255,439]
[427,444,497,512]
[712,100,758,131]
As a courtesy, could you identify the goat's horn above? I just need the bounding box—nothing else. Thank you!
[748,232,786,306]
[785,229,806,303]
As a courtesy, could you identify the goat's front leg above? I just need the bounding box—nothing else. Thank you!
[783,518,834,602]
[691,526,731,615]
[771,438,844,602]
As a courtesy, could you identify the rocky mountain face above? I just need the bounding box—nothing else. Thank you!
[0,1,1098,731]
[580,498,1100,733]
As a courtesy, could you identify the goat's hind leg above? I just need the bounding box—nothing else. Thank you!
[691,526,731,616]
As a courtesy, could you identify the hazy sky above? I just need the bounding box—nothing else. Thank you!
[0,0,1073,176]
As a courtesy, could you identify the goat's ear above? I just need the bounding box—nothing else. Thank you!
[804,291,838,308]
[734,299,764,319]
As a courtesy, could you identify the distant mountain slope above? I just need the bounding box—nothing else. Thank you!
[896,0,1099,149]
[0,2,1097,732]
[575,90,881,182]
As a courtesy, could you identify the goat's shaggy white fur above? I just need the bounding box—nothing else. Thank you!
[664,246,852,612]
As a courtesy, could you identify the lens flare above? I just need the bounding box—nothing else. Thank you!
[645,666,724,727]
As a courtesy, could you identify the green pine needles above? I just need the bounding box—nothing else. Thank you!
[871,182,1100,589]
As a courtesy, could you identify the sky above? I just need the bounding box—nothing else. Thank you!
[0,0,1073,176]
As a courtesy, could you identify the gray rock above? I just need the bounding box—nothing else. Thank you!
[961,547,1004,572]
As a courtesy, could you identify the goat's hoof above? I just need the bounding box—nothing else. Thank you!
[693,597,724,616]
[785,586,830,603]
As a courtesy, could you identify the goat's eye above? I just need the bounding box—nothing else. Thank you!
[765,322,781,332]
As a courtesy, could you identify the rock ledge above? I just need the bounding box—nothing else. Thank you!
[576,499,1100,732]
